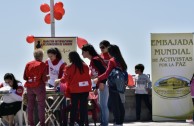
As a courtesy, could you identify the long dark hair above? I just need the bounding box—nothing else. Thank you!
[82,44,101,58]
[47,47,62,60]
[4,73,21,89]
[108,45,127,71]
[68,51,84,74]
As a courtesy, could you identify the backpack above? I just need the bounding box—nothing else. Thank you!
[108,67,128,93]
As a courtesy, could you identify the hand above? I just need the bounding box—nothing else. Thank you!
[93,78,98,84]
[93,89,98,95]
[54,79,61,89]
[46,75,50,80]
[146,88,151,93]
[55,79,61,84]
[147,88,152,94]
[99,83,104,91]
[128,85,135,89]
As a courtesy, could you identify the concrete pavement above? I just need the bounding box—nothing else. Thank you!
[89,122,194,126]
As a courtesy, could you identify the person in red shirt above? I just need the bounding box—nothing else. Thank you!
[55,51,91,126]
[99,40,111,126]
[93,44,128,126]
[0,73,24,126]
[99,40,111,65]
[23,49,48,126]
[82,44,109,126]
[82,44,107,90]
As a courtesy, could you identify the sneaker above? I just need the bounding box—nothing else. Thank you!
[186,119,193,123]
[135,119,141,122]
[74,122,79,126]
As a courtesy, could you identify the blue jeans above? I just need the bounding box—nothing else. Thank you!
[98,84,109,126]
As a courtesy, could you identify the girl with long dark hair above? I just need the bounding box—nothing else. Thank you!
[82,44,109,126]
[94,44,127,126]
[55,51,91,126]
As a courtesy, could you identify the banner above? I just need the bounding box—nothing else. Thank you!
[151,33,194,121]
[34,37,77,64]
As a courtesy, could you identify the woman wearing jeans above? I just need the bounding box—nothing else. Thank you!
[94,45,127,126]
[99,40,111,126]
[82,44,108,126]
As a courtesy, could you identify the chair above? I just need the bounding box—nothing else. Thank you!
[87,92,100,126]
[0,97,6,126]
[15,91,28,126]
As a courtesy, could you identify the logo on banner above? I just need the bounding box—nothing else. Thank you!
[154,75,190,98]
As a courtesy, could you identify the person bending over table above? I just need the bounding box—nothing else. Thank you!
[0,73,24,126]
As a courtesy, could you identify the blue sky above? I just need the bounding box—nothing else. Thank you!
[0,0,194,82]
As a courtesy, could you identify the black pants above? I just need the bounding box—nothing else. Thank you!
[135,94,152,120]
[70,92,89,126]
[108,90,125,125]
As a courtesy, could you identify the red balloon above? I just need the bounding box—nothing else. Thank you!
[40,3,50,13]
[26,35,35,43]
[77,37,88,49]
[54,11,63,20]
[44,13,51,24]
[56,8,65,16]
[54,2,63,10]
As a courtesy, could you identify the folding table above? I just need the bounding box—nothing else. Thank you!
[36,87,64,126]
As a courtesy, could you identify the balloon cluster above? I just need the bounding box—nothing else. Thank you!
[26,1,65,44]
[40,1,65,24]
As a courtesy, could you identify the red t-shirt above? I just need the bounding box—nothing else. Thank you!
[101,52,111,60]
[101,52,111,65]
[98,58,118,82]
